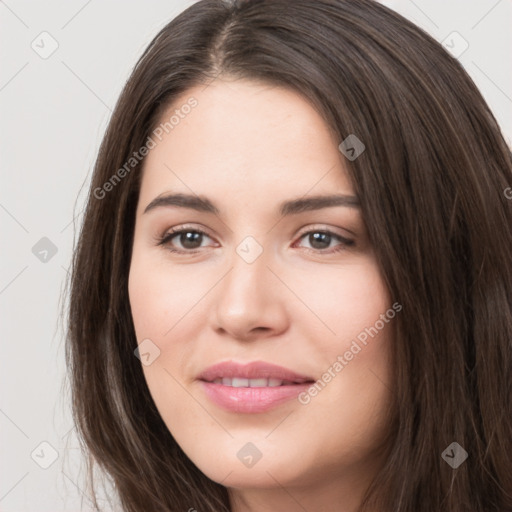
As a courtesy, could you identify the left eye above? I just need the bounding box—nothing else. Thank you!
[158,228,354,254]
[295,230,354,253]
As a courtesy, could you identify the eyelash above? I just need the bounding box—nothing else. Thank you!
[156,224,355,255]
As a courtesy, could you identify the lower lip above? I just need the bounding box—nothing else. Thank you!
[199,381,311,413]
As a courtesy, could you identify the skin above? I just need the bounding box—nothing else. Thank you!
[128,77,395,512]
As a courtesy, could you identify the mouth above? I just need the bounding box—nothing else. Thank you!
[205,377,312,387]
[197,360,315,413]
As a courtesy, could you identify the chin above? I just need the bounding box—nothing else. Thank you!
[191,449,311,490]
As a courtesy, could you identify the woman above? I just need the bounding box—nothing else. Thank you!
[65,0,512,510]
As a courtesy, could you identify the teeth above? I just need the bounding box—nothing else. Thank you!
[248,378,268,387]
[231,377,249,387]
[211,377,295,387]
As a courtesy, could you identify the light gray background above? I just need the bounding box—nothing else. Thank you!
[1,1,511,511]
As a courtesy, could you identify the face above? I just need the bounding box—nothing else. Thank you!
[128,78,395,505]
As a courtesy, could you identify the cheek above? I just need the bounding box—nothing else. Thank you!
[289,257,392,346]
[128,250,211,340]
[128,255,205,421]
[290,258,395,423]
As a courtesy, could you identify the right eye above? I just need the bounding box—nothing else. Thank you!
[158,226,217,254]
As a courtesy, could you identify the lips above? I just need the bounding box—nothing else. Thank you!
[198,360,315,385]
[197,361,316,413]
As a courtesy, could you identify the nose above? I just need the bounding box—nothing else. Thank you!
[211,240,289,342]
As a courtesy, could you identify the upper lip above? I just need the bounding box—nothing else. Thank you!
[198,361,315,383]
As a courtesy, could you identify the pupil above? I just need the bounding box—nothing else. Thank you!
[181,232,202,249]
[310,232,331,249]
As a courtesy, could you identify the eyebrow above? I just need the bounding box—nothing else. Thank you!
[143,192,360,216]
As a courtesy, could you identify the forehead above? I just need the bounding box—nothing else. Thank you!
[138,79,354,210]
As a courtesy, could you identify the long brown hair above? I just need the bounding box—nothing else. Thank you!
[65,0,512,510]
